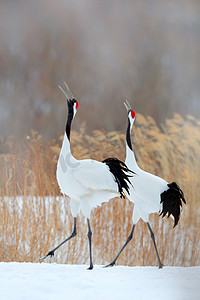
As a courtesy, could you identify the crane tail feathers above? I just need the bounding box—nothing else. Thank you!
[160,182,186,227]
[102,158,134,198]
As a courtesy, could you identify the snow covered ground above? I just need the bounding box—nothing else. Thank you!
[0,263,199,300]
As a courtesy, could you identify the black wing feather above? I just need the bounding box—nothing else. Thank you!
[102,157,135,198]
[160,182,186,227]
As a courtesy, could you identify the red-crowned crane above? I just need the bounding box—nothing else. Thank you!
[40,84,133,269]
[105,100,186,268]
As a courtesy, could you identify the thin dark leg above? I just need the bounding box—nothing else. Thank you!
[87,218,93,270]
[146,222,163,269]
[104,224,136,267]
[39,217,77,261]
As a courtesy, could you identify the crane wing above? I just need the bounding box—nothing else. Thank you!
[71,159,118,191]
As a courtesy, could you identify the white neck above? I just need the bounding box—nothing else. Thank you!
[125,142,140,171]
[58,132,78,168]
[62,132,71,152]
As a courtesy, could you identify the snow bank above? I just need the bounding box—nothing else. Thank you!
[0,263,199,300]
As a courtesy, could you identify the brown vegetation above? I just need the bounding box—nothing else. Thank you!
[0,114,200,266]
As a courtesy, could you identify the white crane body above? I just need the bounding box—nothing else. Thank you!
[56,133,125,218]
[125,147,168,222]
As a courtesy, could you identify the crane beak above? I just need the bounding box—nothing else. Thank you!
[124,99,132,111]
[59,85,69,100]
[59,82,74,101]
[64,82,74,99]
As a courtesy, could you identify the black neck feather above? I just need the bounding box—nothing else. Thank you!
[65,105,74,141]
[126,118,132,151]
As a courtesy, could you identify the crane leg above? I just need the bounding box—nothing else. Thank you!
[87,219,93,270]
[104,224,136,267]
[39,217,77,262]
[146,222,164,268]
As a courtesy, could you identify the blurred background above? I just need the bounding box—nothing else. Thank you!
[1,0,200,266]
[0,0,200,139]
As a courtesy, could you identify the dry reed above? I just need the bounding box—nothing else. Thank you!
[0,114,199,266]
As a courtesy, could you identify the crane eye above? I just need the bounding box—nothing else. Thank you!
[131,110,136,119]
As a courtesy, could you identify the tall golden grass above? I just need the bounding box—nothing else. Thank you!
[0,114,199,266]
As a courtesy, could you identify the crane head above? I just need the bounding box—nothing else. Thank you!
[59,82,79,116]
[124,99,136,123]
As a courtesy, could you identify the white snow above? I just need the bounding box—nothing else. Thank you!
[0,263,199,300]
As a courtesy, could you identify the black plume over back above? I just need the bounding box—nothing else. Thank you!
[160,182,186,227]
[102,157,134,198]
